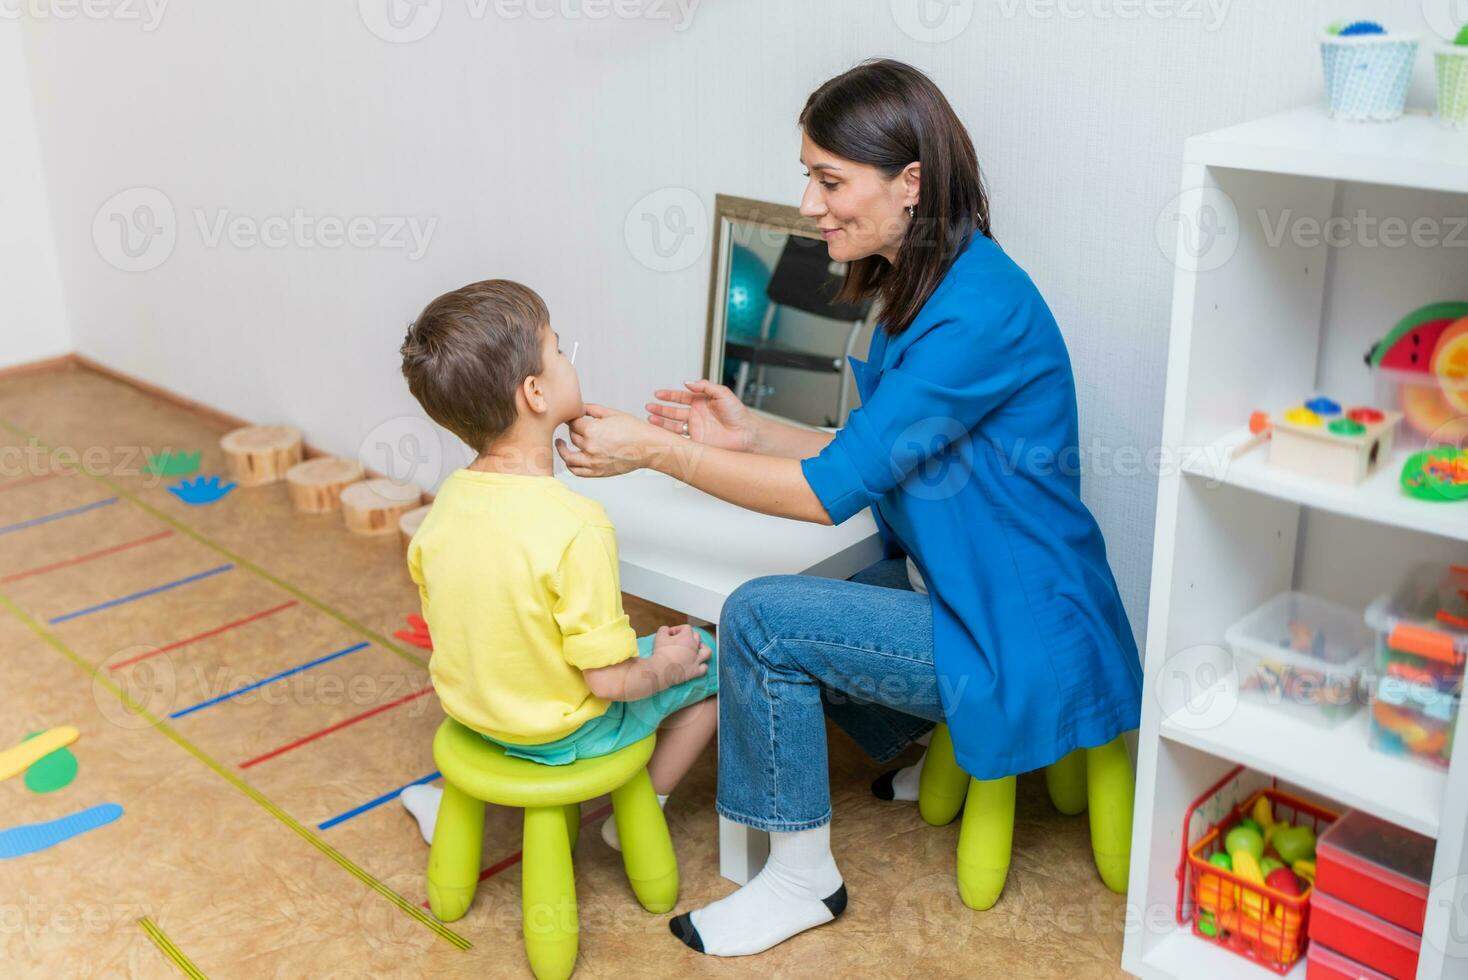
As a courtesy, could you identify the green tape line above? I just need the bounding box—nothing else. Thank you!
[138,916,209,980]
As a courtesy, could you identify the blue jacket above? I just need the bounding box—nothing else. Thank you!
[801,233,1143,780]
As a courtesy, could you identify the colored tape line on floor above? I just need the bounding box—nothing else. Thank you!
[0,803,122,859]
[0,585,469,951]
[138,917,208,980]
[0,725,79,782]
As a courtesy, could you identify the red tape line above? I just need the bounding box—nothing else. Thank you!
[239,686,435,769]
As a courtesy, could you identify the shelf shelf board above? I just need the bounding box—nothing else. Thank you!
[1160,699,1443,837]
[1136,931,1306,980]
[1182,431,1468,543]
[1185,105,1468,195]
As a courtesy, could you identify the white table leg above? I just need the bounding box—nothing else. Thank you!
[719,816,769,885]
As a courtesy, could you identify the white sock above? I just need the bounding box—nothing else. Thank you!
[873,728,934,802]
[400,783,442,845]
[602,793,669,851]
[671,823,845,957]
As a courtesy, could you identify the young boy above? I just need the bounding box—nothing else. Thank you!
[396,279,718,851]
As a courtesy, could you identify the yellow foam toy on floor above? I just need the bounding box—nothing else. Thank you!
[0,726,79,782]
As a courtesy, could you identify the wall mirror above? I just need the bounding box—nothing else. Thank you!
[702,194,878,430]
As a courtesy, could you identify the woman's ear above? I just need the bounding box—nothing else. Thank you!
[900,162,921,210]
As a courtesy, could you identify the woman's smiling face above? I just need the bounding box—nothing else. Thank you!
[798,130,918,265]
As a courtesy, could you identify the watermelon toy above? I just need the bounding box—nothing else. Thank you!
[1369,303,1468,371]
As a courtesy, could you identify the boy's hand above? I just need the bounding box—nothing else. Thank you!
[652,623,700,652]
[650,629,712,689]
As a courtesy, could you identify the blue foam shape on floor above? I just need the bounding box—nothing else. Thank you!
[0,803,124,859]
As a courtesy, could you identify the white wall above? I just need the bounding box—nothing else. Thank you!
[0,22,68,367]
[16,1,1453,643]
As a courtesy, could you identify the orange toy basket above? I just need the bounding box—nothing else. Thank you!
[1176,766,1338,973]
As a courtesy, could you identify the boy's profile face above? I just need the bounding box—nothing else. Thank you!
[536,322,585,425]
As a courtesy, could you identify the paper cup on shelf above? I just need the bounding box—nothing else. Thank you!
[1320,32,1420,121]
[1437,47,1468,129]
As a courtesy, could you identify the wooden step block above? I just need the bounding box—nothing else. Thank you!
[285,456,365,514]
[340,478,422,536]
[398,504,432,554]
[220,425,303,486]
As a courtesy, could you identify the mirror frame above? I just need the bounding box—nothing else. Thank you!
[701,193,831,426]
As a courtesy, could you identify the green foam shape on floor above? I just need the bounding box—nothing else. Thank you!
[144,449,202,477]
[23,730,78,794]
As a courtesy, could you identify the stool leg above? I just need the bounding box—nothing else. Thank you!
[563,802,581,852]
[426,781,485,922]
[1085,736,1134,894]
[611,767,678,913]
[1044,749,1088,816]
[955,775,1015,911]
[522,805,578,980]
[918,723,967,827]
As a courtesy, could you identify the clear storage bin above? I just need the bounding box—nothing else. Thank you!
[1365,564,1468,771]
[1225,592,1372,727]
[1372,365,1468,449]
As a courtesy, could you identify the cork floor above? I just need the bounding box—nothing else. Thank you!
[0,364,1128,979]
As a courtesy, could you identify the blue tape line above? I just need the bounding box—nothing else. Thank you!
[169,641,371,719]
[318,772,440,831]
[48,563,234,624]
[0,803,124,859]
[0,497,118,537]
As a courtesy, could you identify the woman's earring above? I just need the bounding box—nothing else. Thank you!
[907,205,916,218]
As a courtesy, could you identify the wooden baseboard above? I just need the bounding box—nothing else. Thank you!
[3,350,436,502]
[0,353,78,381]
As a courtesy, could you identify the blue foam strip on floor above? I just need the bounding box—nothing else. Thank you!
[0,803,124,859]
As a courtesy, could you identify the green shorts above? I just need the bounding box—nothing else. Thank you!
[483,627,718,766]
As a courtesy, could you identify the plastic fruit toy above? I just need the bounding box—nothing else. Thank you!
[1265,867,1303,896]
[1251,797,1275,831]
[1198,852,1236,914]
[1226,824,1265,861]
[1261,857,1285,875]
[1233,850,1268,919]
[1271,825,1317,865]
[1292,859,1315,880]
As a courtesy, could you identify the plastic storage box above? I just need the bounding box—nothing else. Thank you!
[1307,941,1394,980]
[1365,565,1468,771]
[1309,891,1420,980]
[1316,809,1432,933]
[1373,365,1468,450]
[1225,592,1373,726]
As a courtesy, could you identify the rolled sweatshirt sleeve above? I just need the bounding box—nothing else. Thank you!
[552,524,640,671]
[800,298,1033,525]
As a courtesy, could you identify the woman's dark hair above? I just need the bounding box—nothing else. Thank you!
[799,59,991,336]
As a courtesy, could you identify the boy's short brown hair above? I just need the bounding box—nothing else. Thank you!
[400,280,548,452]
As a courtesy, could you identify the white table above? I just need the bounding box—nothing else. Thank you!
[559,468,882,883]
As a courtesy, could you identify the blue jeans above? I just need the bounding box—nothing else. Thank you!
[716,558,940,833]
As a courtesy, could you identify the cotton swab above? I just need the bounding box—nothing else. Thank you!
[570,341,580,365]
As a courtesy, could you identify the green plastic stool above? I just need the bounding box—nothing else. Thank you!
[918,724,1134,910]
[426,719,677,980]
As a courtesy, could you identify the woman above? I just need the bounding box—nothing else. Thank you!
[556,59,1143,957]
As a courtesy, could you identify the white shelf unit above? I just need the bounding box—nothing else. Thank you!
[1122,106,1468,980]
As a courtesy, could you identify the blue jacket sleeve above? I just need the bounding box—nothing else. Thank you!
[800,296,1035,525]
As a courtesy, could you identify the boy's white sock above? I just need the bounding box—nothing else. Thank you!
[400,783,442,845]
[870,728,934,803]
[669,823,846,956]
[601,793,669,851]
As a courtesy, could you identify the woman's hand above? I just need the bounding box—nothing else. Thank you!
[646,380,760,453]
[556,403,676,478]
